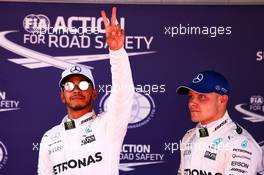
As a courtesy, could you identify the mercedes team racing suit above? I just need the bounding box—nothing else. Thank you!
[37,48,134,175]
[178,111,263,175]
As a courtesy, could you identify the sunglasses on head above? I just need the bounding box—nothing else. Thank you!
[62,81,90,91]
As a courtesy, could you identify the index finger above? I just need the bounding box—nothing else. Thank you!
[111,7,117,26]
[101,10,109,29]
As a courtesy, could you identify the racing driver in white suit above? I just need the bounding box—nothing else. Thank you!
[177,70,263,175]
[37,7,134,175]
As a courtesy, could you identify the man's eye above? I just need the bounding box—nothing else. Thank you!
[199,95,206,100]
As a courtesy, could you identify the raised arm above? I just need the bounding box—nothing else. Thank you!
[101,7,134,141]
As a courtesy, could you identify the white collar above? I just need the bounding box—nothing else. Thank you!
[196,111,232,137]
[62,110,96,128]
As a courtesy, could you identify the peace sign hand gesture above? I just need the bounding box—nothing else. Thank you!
[101,7,124,51]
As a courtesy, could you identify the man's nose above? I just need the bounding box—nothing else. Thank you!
[188,97,198,107]
[72,84,81,92]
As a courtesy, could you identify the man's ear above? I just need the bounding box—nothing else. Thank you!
[220,95,229,105]
[60,90,66,103]
[91,89,98,101]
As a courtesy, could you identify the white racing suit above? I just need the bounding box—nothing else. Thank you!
[178,111,263,175]
[37,48,134,175]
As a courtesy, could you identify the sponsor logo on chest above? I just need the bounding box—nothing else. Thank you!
[81,127,96,146]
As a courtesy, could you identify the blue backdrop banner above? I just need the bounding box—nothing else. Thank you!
[0,2,263,175]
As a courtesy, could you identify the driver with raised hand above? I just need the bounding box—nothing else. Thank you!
[37,7,134,175]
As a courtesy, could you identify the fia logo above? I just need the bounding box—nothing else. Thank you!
[250,96,264,111]
[235,95,264,123]
[23,14,50,33]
